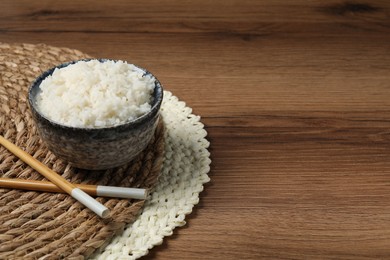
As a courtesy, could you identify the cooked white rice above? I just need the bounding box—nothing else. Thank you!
[36,60,155,128]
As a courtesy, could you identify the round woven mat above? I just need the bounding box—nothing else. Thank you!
[0,43,211,260]
[0,43,165,259]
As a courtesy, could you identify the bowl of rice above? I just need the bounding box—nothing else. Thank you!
[28,59,163,170]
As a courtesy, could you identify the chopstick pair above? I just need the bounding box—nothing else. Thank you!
[0,177,147,200]
[0,135,147,218]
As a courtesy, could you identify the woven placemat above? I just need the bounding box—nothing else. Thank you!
[0,43,211,260]
[93,90,211,259]
[0,43,165,259]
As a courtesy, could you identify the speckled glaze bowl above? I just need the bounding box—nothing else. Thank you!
[28,59,163,170]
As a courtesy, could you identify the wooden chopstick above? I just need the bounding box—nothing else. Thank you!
[0,177,148,199]
[0,135,109,218]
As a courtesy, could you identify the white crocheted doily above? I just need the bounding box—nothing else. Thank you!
[92,91,211,259]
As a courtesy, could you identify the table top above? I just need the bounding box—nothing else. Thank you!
[1,1,390,259]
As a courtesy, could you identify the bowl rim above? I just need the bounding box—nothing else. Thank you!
[28,58,164,132]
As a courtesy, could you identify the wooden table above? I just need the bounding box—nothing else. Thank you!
[1,1,390,259]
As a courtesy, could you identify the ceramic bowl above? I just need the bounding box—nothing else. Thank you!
[28,59,163,170]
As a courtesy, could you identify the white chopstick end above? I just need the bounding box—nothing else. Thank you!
[71,188,110,218]
[96,186,147,200]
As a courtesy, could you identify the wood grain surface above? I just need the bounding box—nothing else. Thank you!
[1,1,390,259]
